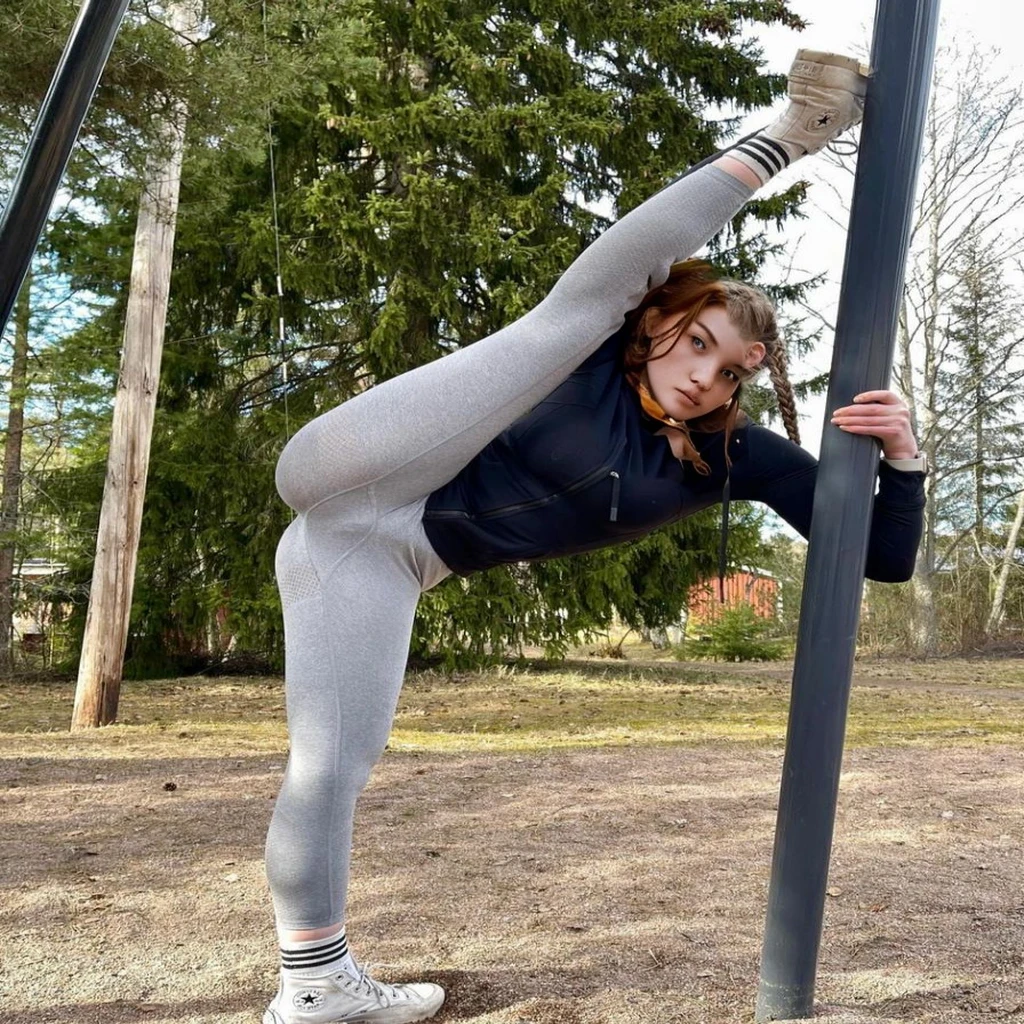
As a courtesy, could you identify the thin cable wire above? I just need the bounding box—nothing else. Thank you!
[262,0,291,444]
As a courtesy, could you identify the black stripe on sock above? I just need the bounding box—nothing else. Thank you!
[282,951,347,971]
[281,935,348,960]
[281,935,349,968]
[757,136,792,168]
[734,144,777,178]
[281,944,349,967]
[744,138,786,173]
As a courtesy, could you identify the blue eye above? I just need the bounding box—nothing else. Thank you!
[691,336,706,350]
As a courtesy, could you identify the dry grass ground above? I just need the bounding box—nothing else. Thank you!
[1,654,1023,1024]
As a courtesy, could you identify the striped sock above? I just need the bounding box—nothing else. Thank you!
[727,131,802,187]
[280,927,360,980]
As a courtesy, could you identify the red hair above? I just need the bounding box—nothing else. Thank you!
[622,261,731,380]
[622,261,745,473]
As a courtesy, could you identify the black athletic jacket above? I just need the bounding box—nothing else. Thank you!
[422,329,925,581]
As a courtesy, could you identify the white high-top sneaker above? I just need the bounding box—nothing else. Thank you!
[263,965,444,1024]
[769,48,871,154]
[727,49,871,186]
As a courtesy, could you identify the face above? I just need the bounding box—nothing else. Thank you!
[642,305,765,422]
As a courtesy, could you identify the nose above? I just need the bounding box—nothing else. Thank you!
[691,367,713,391]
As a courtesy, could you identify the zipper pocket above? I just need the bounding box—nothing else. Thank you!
[425,439,626,521]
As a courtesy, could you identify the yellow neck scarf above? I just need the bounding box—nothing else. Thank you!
[626,371,711,474]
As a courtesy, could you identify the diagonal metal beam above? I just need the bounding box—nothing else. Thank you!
[0,0,132,338]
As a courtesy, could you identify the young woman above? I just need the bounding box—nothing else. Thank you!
[263,50,925,1024]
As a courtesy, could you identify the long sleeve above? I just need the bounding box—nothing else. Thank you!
[731,425,925,582]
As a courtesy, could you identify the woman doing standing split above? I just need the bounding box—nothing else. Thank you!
[263,50,926,1024]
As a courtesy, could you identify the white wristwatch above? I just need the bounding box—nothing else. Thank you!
[883,453,928,474]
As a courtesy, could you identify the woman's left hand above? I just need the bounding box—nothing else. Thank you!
[830,390,918,460]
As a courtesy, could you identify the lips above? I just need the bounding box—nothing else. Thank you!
[678,389,701,407]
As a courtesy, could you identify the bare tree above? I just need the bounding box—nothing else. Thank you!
[985,486,1024,637]
[793,41,1024,654]
[897,43,1024,653]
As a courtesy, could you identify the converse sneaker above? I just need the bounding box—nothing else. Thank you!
[770,48,870,154]
[263,965,445,1024]
[727,49,870,186]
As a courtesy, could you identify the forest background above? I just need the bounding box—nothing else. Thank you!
[1,0,1022,681]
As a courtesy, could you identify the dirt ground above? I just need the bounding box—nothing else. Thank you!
[2,659,1023,1024]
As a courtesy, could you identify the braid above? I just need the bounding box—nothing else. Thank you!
[765,341,800,446]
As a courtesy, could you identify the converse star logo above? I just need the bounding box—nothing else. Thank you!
[807,108,840,132]
[293,989,326,1010]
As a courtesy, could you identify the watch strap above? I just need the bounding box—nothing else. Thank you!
[882,453,928,473]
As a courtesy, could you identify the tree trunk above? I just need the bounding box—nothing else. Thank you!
[984,487,1024,638]
[907,107,943,658]
[0,272,31,673]
[913,567,939,655]
[913,462,940,655]
[71,0,200,729]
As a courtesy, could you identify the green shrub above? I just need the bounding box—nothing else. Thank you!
[676,603,786,662]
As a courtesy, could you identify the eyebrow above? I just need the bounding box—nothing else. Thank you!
[694,318,719,348]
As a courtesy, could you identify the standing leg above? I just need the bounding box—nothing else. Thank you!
[264,503,448,1024]
[266,522,424,929]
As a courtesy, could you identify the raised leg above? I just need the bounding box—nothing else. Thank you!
[275,163,754,514]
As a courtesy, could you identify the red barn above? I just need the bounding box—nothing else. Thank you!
[687,570,779,625]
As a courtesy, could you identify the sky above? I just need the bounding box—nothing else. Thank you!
[730,0,1022,456]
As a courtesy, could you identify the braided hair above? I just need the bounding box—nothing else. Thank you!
[718,277,801,446]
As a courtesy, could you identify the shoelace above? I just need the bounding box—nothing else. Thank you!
[340,967,404,1006]
[827,135,860,156]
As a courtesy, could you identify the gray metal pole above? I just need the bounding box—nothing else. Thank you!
[755,0,941,1020]
[0,0,131,339]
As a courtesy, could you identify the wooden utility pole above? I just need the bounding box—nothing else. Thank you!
[71,0,200,729]
[0,273,32,674]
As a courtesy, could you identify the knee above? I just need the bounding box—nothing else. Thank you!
[282,750,379,804]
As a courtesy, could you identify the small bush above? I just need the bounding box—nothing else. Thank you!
[676,603,786,662]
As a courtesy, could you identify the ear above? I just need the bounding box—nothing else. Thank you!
[744,342,767,369]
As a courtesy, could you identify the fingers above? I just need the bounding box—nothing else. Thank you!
[832,390,908,423]
[852,390,901,404]
[830,390,918,459]
[831,408,908,434]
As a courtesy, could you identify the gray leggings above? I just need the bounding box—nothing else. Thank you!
[266,163,752,929]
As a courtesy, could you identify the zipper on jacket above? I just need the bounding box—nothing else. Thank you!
[425,438,626,521]
[609,471,620,522]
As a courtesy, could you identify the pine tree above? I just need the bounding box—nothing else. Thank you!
[18,0,808,670]
[938,233,1023,551]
